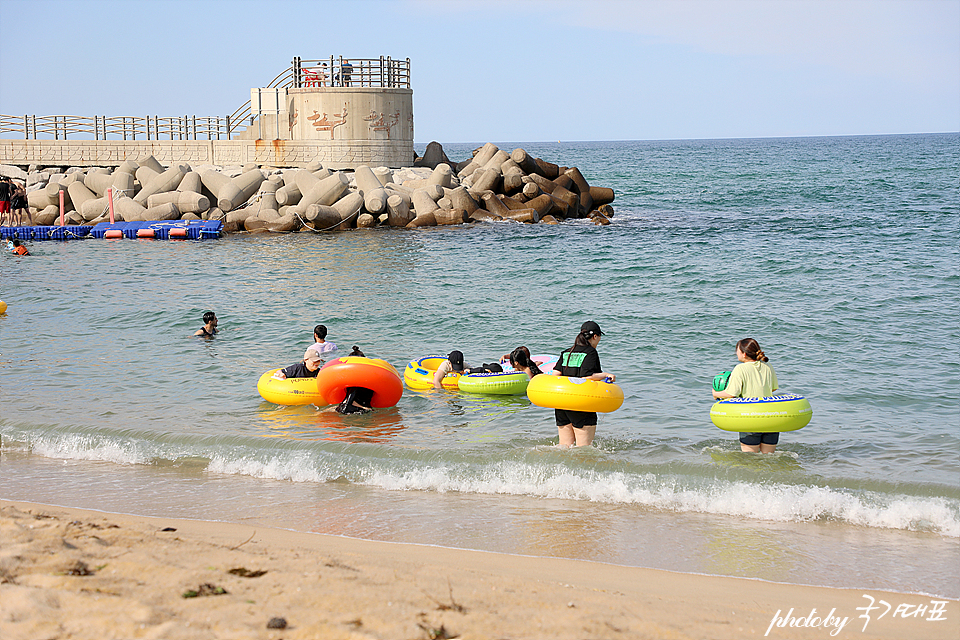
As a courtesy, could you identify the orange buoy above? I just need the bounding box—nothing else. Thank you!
[104,229,123,239]
[169,227,188,239]
[136,228,155,239]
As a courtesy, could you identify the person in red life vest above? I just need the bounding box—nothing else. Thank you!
[11,239,29,255]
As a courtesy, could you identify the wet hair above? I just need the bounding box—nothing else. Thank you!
[348,345,364,357]
[202,311,216,323]
[12,239,22,247]
[314,324,328,339]
[510,346,543,376]
[737,338,769,362]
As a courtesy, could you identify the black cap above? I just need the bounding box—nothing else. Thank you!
[448,350,464,371]
[580,320,604,337]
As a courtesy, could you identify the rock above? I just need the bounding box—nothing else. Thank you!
[415,141,453,169]
[386,194,413,227]
[406,211,437,228]
[138,154,164,173]
[0,165,28,180]
[35,205,60,225]
[435,208,467,225]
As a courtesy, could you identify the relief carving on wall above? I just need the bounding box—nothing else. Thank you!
[364,110,400,139]
[307,103,348,139]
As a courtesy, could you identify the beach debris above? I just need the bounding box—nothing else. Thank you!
[323,558,359,572]
[421,579,467,613]
[15,142,615,232]
[228,567,268,578]
[182,583,228,598]
[416,617,458,640]
[227,530,257,550]
[159,527,177,532]
[64,560,95,576]
[266,617,288,629]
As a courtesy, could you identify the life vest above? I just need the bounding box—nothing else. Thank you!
[13,245,28,256]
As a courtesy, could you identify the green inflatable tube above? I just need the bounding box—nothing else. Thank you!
[710,394,813,433]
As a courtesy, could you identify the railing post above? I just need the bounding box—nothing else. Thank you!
[23,115,28,140]
[225,115,230,140]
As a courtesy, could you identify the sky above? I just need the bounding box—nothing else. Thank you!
[0,0,957,143]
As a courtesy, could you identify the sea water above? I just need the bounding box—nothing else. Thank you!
[1,134,957,597]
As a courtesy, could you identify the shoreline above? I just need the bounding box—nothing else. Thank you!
[2,499,956,640]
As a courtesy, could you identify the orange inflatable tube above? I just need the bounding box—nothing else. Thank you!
[316,356,403,408]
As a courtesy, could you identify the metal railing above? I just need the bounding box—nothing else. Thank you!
[291,56,411,89]
[0,56,411,140]
[0,114,233,140]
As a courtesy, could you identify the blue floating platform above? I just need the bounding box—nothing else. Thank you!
[1,225,93,241]
[89,220,222,240]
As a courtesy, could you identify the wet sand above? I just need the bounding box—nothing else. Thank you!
[1,499,956,639]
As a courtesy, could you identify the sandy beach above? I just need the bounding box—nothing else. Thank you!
[1,499,955,640]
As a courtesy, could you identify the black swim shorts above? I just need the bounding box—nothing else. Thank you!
[738,432,780,446]
[555,409,597,429]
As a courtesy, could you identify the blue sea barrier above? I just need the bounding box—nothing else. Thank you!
[1,225,93,241]
[2,221,221,241]
[89,220,222,240]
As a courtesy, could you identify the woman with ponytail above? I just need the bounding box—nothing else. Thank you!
[551,320,616,447]
[712,338,780,453]
[508,346,544,379]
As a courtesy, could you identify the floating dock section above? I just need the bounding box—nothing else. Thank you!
[1,220,222,241]
[1,225,92,241]
[89,220,222,240]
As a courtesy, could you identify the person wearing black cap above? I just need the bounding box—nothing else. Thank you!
[552,320,617,447]
[433,350,471,389]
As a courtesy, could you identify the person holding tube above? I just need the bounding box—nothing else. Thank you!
[712,337,780,453]
[552,321,616,447]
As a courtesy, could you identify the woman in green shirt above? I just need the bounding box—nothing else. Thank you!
[713,338,780,453]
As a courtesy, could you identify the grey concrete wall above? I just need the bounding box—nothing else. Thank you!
[0,138,413,169]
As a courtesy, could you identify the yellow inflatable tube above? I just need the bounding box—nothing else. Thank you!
[526,374,624,413]
[257,369,326,406]
[404,356,461,390]
[710,394,812,432]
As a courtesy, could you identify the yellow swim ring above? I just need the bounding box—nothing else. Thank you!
[257,369,326,406]
[404,356,461,390]
[0,299,7,314]
[526,374,624,413]
[710,394,813,432]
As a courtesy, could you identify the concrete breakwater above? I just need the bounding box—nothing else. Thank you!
[2,141,614,232]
